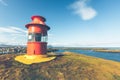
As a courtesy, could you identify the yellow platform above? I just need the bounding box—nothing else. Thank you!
[15,54,56,65]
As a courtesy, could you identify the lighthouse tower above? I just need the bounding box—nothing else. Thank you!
[15,15,55,65]
[26,16,50,55]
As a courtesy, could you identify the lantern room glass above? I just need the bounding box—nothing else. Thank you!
[41,35,48,42]
[28,33,48,42]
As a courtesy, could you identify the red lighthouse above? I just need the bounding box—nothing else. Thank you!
[15,15,55,65]
[25,15,50,55]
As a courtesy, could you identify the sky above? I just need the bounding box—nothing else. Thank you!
[0,0,120,47]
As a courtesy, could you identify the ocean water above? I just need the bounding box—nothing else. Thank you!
[57,49,120,62]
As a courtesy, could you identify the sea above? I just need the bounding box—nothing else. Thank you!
[56,48,120,62]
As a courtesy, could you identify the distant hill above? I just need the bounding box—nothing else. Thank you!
[0,44,53,48]
[0,44,26,47]
[0,44,11,47]
[0,52,120,80]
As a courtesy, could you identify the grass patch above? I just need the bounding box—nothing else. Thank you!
[0,52,120,80]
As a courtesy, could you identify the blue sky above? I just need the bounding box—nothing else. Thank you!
[0,0,120,47]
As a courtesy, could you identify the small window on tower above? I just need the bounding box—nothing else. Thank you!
[41,34,48,42]
[28,33,35,41]
[35,33,41,42]
[28,35,32,39]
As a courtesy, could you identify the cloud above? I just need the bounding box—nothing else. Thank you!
[0,0,8,6]
[0,26,27,45]
[9,27,27,33]
[70,0,97,20]
[49,42,120,47]
[0,27,27,34]
[48,42,85,47]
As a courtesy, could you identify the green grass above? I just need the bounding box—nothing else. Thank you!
[94,49,120,53]
[0,52,120,80]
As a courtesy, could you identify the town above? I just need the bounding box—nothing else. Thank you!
[0,46,59,54]
[0,46,26,54]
